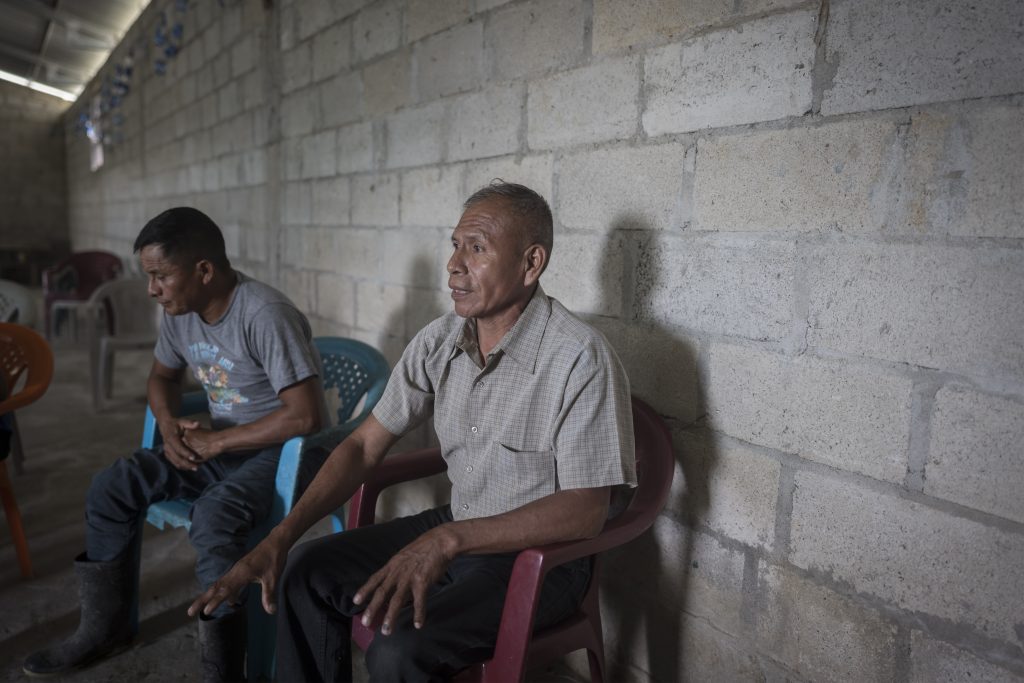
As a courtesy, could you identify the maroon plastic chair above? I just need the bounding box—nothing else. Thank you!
[348,396,674,682]
[42,251,122,340]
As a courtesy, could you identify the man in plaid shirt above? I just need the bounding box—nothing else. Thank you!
[191,182,636,681]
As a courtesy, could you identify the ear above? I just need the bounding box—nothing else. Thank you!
[523,244,547,286]
[196,259,216,285]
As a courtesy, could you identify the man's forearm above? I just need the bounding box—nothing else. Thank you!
[147,372,183,426]
[267,429,384,548]
[436,487,610,559]
[200,407,320,454]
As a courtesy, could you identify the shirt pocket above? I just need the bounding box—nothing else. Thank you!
[494,437,557,510]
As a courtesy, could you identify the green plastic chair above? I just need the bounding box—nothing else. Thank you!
[142,336,390,681]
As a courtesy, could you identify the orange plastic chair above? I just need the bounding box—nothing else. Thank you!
[348,396,675,682]
[0,323,55,579]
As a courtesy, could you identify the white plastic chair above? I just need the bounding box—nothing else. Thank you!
[0,280,36,327]
[82,278,161,410]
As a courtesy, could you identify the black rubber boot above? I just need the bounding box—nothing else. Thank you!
[23,552,136,676]
[198,608,247,683]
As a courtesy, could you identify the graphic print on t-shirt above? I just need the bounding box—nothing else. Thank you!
[188,342,249,413]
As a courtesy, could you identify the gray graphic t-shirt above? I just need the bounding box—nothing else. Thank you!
[154,271,322,431]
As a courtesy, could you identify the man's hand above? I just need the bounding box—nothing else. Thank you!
[158,418,202,471]
[353,526,456,635]
[188,534,288,617]
[181,424,225,463]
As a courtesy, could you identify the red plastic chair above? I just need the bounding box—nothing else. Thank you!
[42,251,122,340]
[0,323,56,578]
[348,396,674,682]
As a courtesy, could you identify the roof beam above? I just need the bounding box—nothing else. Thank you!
[0,0,120,48]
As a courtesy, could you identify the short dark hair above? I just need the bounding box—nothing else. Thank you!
[133,207,230,270]
[464,181,553,259]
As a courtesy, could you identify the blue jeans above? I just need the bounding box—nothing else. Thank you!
[276,505,591,683]
[85,446,280,591]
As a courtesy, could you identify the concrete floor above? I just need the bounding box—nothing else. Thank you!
[0,345,582,683]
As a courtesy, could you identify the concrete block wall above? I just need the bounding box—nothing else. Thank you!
[64,0,1024,680]
[0,81,69,252]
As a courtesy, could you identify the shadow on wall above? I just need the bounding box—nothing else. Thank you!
[586,219,713,682]
[378,252,448,521]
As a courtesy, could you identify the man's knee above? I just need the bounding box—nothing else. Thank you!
[86,458,142,518]
[365,623,434,681]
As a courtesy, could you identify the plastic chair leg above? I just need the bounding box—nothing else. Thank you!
[9,413,24,475]
[0,460,32,578]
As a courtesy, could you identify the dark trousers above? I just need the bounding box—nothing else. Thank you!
[85,446,280,595]
[276,505,590,683]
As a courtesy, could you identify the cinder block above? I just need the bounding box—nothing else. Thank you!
[356,281,406,335]
[334,0,373,21]
[282,44,312,93]
[592,0,805,55]
[633,233,795,341]
[385,101,445,169]
[527,56,639,150]
[822,0,1024,116]
[230,34,256,78]
[476,0,512,10]
[320,71,364,128]
[283,138,303,180]
[611,321,699,424]
[604,517,748,637]
[486,0,586,81]
[642,11,815,136]
[378,229,445,287]
[302,130,337,179]
[218,81,241,120]
[351,173,399,225]
[910,631,1021,683]
[805,243,1024,382]
[694,117,899,233]
[558,142,690,231]
[283,181,312,225]
[594,0,727,54]
[312,21,351,83]
[353,0,400,62]
[331,228,380,279]
[337,121,374,174]
[461,154,553,203]
[682,431,781,549]
[400,166,463,227]
[707,344,912,483]
[446,84,522,162]
[311,177,350,226]
[280,267,316,314]
[242,71,264,111]
[757,562,899,683]
[363,49,412,115]
[902,103,1024,239]
[314,272,356,327]
[415,22,483,101]
[791,470,1024,644]
[601,598,765,682]
[543,232,625,317]
[404,0,471,43]
[296,0,333,40]
[926,386,1024,525]
[281,87,317,138]
[406,286,451,340]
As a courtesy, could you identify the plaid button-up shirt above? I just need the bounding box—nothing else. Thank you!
[373,286,636,521]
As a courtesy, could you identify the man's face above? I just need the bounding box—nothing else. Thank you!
[447,199,533,322]
[140,244,203,316]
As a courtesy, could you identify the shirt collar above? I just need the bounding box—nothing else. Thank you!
[449,285,550,373]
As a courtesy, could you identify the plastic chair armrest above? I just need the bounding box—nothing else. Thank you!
[348,448,447,529]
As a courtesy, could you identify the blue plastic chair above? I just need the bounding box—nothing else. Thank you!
[141,337,390,681]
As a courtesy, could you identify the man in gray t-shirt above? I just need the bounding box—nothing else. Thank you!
[24,208,326,682]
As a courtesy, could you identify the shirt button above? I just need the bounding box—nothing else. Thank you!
[465,465,473,473]
[470,426,478,433]
[461,503,469,510]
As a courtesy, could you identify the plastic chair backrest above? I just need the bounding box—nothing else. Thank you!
[0,323,54,414]
[316,337,392,426]
[43,251,123,299]
[0,280,35,326]
[87,278,160,337]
